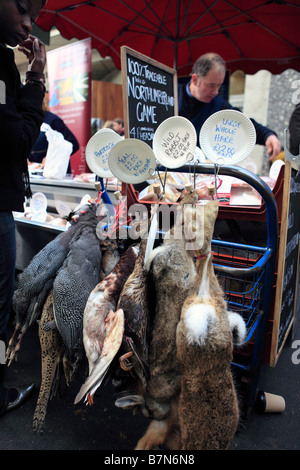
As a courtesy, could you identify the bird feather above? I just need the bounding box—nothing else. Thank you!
[53,220,102,371]
[75,245,140,403]
[74,308,124,404]
[6,208,96,365]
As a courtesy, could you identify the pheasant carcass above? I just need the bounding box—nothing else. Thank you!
[74,244,140,405]
[52,204,103,376]
[33,289,66,434]
[6,204,98,366]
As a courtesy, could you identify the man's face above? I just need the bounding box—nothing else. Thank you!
[0,0,44,47]
[113,121,122,134]
[190,66,225,103]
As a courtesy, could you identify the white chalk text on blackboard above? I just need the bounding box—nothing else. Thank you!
[127,57,175,125]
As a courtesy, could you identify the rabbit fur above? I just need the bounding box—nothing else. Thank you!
[136,199,246,450]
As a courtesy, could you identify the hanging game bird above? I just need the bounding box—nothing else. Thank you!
[6,202,102,368]
[74,244,140,405]
[116,239,150,395]
[52,204,103,376]
[33,289,66,434]
[6,209,90,365]
[99,238,120,280]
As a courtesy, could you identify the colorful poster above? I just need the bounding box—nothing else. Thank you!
[47,38,92,176]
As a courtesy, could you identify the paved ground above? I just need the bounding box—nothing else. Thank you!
[0,315,299,452]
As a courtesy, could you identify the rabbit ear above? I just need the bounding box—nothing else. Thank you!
[184,207,205,251]
[186,221,197,240]
[204,199,219,226]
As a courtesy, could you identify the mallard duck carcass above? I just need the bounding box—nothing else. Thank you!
[74,244,140,405]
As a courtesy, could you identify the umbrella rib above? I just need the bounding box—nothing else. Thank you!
[49,1,171,39]
[201,0,244,57]
[140,0,174,36]
[180,0,260,41]
[181,0,220,39]
[178,0,190,37]
[224,0,300,52]
[112,0,172,38]
[148,0,174,61]
[91,0,173,41]
[183,18,254,41]
[50,10,121,58]
[181,1,260,39]
[183,0,298,47]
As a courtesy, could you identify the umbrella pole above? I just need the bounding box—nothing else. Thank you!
[174,47,177,70]
[173,0,180,70]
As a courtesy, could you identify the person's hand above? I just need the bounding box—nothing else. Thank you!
[40,157,46,169]
[266,134,282,161]
[18,35,46,74]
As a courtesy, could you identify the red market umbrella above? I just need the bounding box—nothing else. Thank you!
[37,0,300,76]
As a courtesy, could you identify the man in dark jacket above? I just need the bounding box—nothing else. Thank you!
[0,0,47,416]
[178,52,281,161]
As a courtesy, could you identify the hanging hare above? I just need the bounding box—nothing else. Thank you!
[136,199,246,450]
[176,200,246,450]
[141,190,198,421]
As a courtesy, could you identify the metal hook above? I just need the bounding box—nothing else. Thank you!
[214,159,224,198]
[155,166,168,199]
[162,168,168,199]
[186,152,194,185]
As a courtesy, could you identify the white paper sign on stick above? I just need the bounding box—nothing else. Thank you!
[108,138,156,184]
[200,110,256,165]
[86,128,122,178]
[153,116,197,168]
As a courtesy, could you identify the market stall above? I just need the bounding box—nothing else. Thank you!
[9,99,297,448]
[9,0,300,450]
[14,176,121,271]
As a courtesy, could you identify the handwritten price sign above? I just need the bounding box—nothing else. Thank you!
[213,118,240,158]
[86,129,122,178]
[118,153,152,178]
[153,116,197,168]
[108,139,156,184]
[200,110,256,165]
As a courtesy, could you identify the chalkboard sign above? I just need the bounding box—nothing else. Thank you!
[270,161,300,366]
[121,46,178,147]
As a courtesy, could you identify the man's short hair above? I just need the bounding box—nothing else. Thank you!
[192,53,226,78]
[113,117,124,126]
